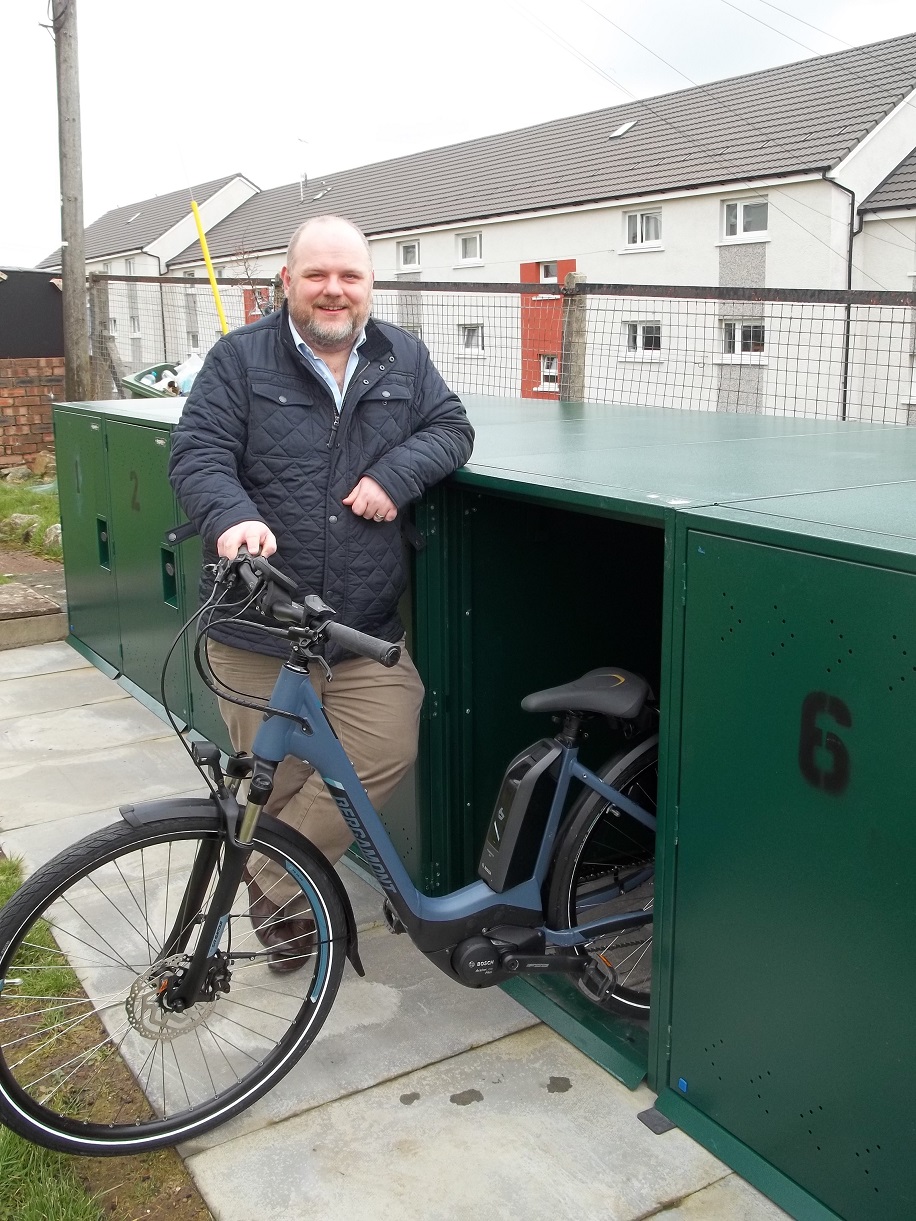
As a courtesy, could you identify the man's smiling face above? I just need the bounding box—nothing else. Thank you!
[281,219,374,355]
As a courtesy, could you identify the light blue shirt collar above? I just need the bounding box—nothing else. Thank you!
[288,315,366,413]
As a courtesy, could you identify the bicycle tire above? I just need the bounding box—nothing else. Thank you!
[546,735,658,1018]
[0,813,346,1155]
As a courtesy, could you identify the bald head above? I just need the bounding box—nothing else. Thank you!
[285,215,372,274]
[280,215,374,355]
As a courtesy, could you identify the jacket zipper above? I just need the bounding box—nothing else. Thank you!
[326,413,340,449]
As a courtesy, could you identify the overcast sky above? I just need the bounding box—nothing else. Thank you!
[2,0,914,266]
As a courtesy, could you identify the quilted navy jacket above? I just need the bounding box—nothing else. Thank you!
[168,306,474,661]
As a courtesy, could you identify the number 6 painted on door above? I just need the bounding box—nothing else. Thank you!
[798,691,852,795]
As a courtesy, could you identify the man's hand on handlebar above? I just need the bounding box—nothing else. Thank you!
[217,521,278,560]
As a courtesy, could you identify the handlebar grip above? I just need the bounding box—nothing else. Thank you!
[325,622,402,667]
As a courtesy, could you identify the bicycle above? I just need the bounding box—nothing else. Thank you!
[0,548,658,1155]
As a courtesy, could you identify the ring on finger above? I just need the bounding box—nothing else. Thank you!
[373,512,385,521]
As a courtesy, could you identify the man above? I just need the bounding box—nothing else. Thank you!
[169,215,474,970]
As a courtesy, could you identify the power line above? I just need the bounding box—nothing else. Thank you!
[754,0,850,47]
[505,0,902,288]
[569,1,914,256]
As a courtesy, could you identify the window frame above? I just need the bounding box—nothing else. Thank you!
[456,231,483,265]
[623,209,663,251]
[124,258,135,276]
[537,353,559,391]
[621,320,663,361]
[717,318,768,364]
[397,240,421,270]
[458,323,485,356]
[540,261,558,284]
[129,315,141,336]
[722,197,769,242]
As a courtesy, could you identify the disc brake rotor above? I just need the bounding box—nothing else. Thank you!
[125,955,215,1041]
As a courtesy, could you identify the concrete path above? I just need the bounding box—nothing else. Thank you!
[0,641,790,1221]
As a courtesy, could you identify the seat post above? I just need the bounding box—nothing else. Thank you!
[556,711,586,746]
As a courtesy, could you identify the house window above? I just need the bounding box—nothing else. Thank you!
[723,199,768,239]
[625,210,662,247]
[723,321,765,354]
[101,261,111,275]
[539,354,559,388]
[129,315,140,335]
[124,258,135,275]
[459,324,484,354]
[398,241,420,269]
[626,321,662,353]
[183,270,196,293]
[187,330,199,350]
[107,317,117,334]
[540,261,558,283]
[402,324,423,340]
[457,232,482,262]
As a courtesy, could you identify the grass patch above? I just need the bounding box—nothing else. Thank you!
[0,855,213,1220]
[0,481,62,561]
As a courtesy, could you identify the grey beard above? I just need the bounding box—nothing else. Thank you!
[300,314,359,349]
[294,301,371,353]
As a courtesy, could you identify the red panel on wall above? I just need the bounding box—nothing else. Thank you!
[518,259,576,399]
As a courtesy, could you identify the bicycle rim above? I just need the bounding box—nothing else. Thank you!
[0,817,344,1153]
[549,738,658,1017]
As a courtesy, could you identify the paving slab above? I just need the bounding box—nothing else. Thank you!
[0,793,205,875]
[0,666,131,720]
[185,1025,729,1221]
[0,695,174,767]
[0,640,90,679]
[182,921,539,1154]
[0,737,204,829]
[662,1174,790,1219]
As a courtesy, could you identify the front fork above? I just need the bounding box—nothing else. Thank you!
[164,759,277,1012]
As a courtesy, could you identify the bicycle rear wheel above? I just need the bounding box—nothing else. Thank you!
[0,813,346,1155]
[546,735,658,1018]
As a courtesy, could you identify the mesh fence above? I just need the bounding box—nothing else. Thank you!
[92,276,916,424]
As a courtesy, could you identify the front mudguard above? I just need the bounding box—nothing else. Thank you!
[119,796,364,977]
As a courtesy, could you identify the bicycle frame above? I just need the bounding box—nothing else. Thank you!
[249,661,657,958]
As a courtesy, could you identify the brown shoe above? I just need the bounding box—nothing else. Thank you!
[242,868,316,973]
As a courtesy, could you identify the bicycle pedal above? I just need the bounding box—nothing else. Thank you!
[576,955,619,1007]
[382,898,406,935]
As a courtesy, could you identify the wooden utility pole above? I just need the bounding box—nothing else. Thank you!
[53,0,91,401]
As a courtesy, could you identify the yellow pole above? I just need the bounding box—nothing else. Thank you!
[190,199,229,335]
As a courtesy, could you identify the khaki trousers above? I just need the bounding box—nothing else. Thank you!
[207,639,424,905]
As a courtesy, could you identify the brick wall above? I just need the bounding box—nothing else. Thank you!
[0,356,65,465]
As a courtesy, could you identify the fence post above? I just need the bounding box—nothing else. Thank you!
[560,271,587,402]
[87,274,110,399]
[87,274,125,398]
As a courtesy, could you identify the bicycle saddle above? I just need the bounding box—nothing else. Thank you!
[521,668,652,720]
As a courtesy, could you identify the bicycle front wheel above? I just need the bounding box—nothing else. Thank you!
[546,735,658,1018]
[0,814,346,1155]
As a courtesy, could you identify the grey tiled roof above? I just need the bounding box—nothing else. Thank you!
[862,147,916,210]
[171,31,916,265]
[37,174,248,268]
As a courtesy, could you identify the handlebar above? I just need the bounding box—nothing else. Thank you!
[223,548,402,668]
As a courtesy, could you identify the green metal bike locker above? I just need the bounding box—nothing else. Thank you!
[53,408,120,667]
[103,418,190,721]
[653,486,916,1221]
[54,392,916,1217]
